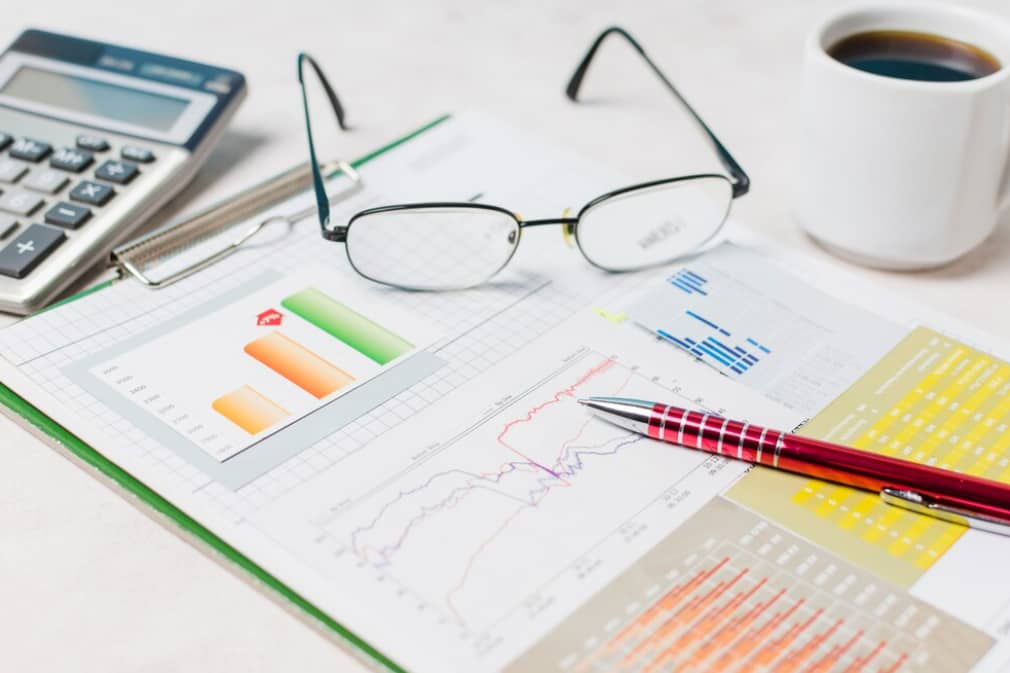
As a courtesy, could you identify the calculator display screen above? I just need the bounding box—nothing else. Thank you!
[1,65,190,132]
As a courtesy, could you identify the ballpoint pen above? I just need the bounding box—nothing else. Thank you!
[579,396,1010,536]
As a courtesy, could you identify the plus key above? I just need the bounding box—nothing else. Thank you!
[0,224,65,278]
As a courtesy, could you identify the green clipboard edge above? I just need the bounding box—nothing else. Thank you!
[0,114,455,673]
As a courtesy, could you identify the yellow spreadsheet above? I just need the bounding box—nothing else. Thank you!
[730,326,1010,586]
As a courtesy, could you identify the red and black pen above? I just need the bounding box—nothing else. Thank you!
[579,396,1010,536]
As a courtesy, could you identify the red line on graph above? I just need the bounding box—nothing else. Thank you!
[574,558,731,673]
[631,568,746,672]
[442,358,638,623]
[495,357,617,482]
[444,503,527,623]
[839,640,887,673]
[801,628,863,673]
[680,577,770,670]
[877,653,908,673]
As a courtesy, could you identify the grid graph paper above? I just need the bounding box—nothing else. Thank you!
[0,113,637,521]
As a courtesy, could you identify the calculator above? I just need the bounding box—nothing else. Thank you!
[0,29,246,314]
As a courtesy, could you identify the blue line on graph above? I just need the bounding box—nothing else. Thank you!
[706,338,741,362]
[670,278,694,293]
[671,279,696,294]
[745,337,773,354]
[732,357,752,370]
[731,366,745,374]
[679,274,706,291]
[697,342,734,367]
[656,330,693,351]
[684,270,706,284]
[686,310,720,330]
[734,346,749,355]
[719,328,731,336]
[669,272,708,296]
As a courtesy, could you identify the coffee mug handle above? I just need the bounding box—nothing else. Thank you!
[1001,109,1010,212]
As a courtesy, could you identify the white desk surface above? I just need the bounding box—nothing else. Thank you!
[3,1,1010,670]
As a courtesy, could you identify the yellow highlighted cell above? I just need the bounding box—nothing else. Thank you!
[212,385,290,435]
[862,506,904,544]
[837,494,878,531]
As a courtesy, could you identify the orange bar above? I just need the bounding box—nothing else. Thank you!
[244,331,355,399]
[212,385,290,434]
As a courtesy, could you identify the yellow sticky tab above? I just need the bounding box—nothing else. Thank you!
[593,307,627,324]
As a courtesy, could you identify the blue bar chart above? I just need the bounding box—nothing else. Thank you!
[628,245,905,416]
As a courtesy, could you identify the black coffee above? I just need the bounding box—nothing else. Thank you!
[828,30,1001,82]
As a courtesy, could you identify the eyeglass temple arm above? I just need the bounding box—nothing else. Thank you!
[565,27,750,198]
[298,52,353,239]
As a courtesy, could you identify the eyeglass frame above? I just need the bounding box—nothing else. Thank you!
[298,26,750,286]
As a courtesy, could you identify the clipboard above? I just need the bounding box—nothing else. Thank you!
[0,115,454,673]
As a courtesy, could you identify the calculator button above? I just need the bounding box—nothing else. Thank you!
[120,146,155,163]
[0,224,65,279]
[0,189,44,216]
[0,158,27,184]
[95,160,139,184]
[9,138,52,162]
[76,134,110,152]
[0,214,18,240]
[0,133,12,152]
[70,180,114,206]
[50,147,94,173]
[44,202,91,229]
[23,169,70,194]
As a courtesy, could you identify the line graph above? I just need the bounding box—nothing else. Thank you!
[319,346,731,629]
[255,315,805,667]
[350,357,638,569]
[506,497,992,673]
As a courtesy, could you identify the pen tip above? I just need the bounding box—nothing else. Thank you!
[577,398,590,406]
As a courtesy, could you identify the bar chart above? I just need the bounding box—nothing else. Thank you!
[627,245,904,416]
[89,271,437,461]
[506,498,991,673]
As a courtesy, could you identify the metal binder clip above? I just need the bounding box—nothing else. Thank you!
[112,159,361,288]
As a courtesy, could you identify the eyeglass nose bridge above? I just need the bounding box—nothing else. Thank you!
[516,208,579,248]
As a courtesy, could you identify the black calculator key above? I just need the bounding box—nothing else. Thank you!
[76,134,110,152]
[9,138,52,162]
[50,147,94,173]
[0,214,18,240]
[0,224,65,278]
[0,132,11,152]
[120,146,155,163]
[95,159,138,184]
[70,180,114,206]
[44,202,91,229]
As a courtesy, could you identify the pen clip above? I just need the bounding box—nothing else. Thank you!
[880,487,1010,537]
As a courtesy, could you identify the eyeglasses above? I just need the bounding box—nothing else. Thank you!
[298,27,750,291]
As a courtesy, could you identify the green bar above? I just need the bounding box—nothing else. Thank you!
[282,288,413,365]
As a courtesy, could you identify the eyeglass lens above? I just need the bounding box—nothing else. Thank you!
[576,176,733,271]
[345,207,521,290]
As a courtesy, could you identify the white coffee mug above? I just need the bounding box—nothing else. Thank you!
[796,3,1010,269]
